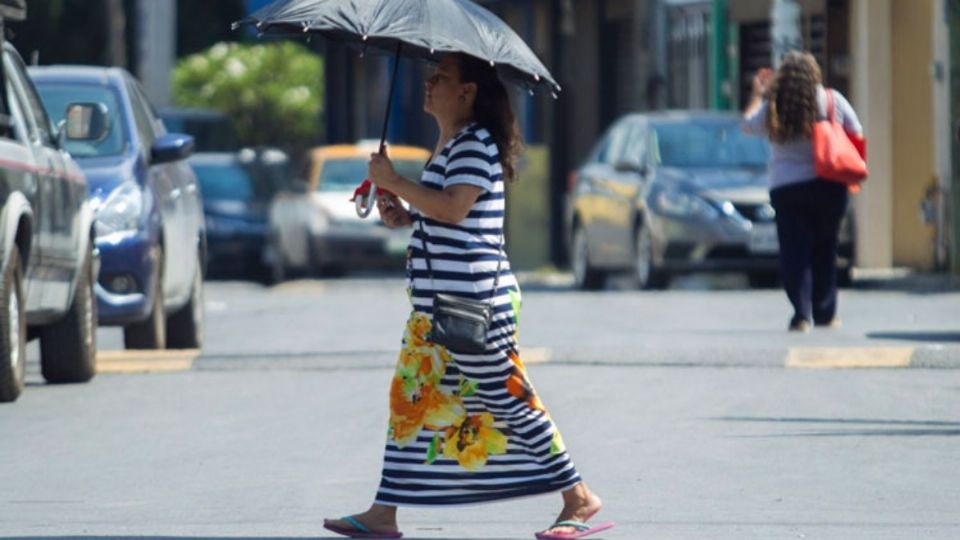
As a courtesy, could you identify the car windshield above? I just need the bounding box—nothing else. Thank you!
[193,163,254,201]
[34,83,128,158]
[651,121,769,168]
[318,157,426,192]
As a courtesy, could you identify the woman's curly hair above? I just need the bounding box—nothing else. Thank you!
[456,53,523,182]
[766,51,822,144]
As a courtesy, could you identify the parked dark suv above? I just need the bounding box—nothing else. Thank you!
[0,3,99,402]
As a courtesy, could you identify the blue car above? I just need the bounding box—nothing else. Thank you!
[188,151,272,278]
[30,66,206,350]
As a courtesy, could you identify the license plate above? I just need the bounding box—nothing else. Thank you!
[749,223,779,254]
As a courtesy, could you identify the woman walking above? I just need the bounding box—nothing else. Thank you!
[323,53,613,540]
[742,51,864,332]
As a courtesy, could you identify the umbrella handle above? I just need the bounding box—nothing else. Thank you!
[355,183,376,218]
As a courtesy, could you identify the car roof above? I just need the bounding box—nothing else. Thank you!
[28,65,130,87]
[309,143,431,161]
[188,152,240,165]
[619,110,743,125]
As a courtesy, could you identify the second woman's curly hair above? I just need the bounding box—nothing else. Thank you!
[766,51,822,144]
[455,53,523,182]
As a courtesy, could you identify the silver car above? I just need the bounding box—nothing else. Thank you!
[566,111,854,290]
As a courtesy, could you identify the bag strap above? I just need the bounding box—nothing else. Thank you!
[824,87,836,122]
[416,215,504,304]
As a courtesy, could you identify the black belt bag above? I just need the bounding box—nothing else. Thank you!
[417,218,503,355]
[431,293,492,354]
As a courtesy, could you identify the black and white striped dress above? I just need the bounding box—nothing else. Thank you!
[374,123,582,506]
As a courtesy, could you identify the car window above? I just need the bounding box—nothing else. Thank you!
[599,121,631,165]
[650,120,769,168]
[125,79,157,152]
[5,52,53,145]
[3,79,30,144]
[318,157,425,192]
[193,162,254,201]
[618,121,647,167]
[34,83,128,158]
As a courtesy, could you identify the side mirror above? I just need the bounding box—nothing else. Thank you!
[289,178,309,194]
[614,160,650,176]
[64,102,109,142]
[151,133,195,164]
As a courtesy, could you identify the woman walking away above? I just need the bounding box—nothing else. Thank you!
[742,51,864,333]
[323,53,614,540]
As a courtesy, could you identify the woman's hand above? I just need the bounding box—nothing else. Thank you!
[377,193,412,228]
[752,67,773,98]
[369,152,400,190]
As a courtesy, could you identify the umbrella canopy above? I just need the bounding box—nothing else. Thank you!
[234,0,560,95]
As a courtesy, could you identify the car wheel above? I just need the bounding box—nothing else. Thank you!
[166,251,204,349]
[571,225,605,290]
[747,271,780,289]
[633,225,669,290]
[40,243,97,383]
[124,248,166,349]
[0,247,26,403]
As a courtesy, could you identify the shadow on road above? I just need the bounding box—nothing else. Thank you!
[866,331,960,342]
[713,416,960,438]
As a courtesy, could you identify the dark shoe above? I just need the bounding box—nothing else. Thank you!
[788,319,811,333]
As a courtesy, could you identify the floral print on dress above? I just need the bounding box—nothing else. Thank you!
[442,412,508,471]
[388,313,462,448]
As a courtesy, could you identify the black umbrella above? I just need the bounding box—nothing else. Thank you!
[234,0,559,216]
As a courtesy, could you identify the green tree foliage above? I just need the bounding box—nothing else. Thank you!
[172,42,323,153]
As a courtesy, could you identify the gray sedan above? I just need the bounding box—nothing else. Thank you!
[566,111,853,290]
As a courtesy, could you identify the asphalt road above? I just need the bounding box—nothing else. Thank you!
[2,275,959,539]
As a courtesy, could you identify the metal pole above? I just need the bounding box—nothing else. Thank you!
[379,42,403,154]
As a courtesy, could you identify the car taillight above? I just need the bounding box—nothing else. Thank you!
[566,171,578,194]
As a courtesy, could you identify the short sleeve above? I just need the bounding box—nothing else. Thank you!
[741,101,769,136]
[831,90,863,136]
[443,133,497,193]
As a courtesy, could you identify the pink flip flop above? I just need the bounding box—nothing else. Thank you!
[323,516,403,539]
[534,519,615,540]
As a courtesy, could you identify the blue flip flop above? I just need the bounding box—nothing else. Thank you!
[323,515,403,539]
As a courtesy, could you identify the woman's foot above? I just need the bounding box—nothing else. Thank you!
[323,504,400,538]
[540,483,604,536]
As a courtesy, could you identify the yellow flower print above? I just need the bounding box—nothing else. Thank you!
[404,312,435,348]
[505,351,545,412]
[442,413,508,471]
[389,315,462,447]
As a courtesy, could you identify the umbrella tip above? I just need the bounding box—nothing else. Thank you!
[489,60,495,67]
[430,48,435,55]
[534,74,540,82]
[230,21,240,31]
[302,22,309,32]
[551,92,559,100]
[362,34,369,41]
[256,21,263,30]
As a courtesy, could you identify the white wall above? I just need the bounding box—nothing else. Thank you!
[850,0,894,268]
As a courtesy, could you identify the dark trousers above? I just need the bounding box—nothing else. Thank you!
[769,180,849,325]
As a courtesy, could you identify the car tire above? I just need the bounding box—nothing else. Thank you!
[747,271,780,289]
[166,252,204,349]
[124,248,166,349]
[39,243,97,384]
[0,247,26,403]
[634,225,670,290]
[571,225,605,290]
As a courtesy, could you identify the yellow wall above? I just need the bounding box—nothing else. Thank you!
[891,0,935,268]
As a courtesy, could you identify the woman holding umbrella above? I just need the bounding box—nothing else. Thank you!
[322,53,613,540]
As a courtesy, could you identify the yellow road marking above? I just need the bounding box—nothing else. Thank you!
[96,349,200,374]
[786,347,913,369]
[522,347,552,364]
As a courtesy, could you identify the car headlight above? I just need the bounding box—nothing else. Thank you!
[653,187,719,220]
[95,182,143,238]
